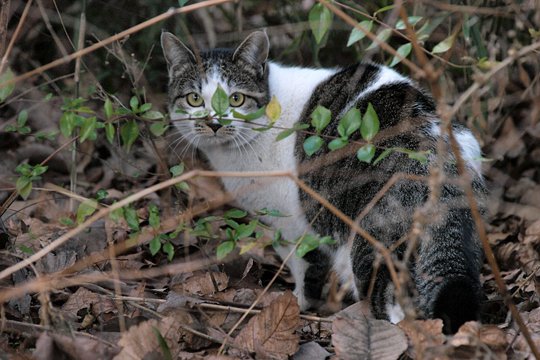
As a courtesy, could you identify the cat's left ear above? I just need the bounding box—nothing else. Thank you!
[233,31,269,73]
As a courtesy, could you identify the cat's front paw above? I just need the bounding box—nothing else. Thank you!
[293,287,310,311]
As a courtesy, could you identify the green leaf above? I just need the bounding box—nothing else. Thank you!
[79,116,97,143]
[16,176,32,200]
[309,3,333,44]
[139,103,152,113]
[18,126,31,135]
[265,95,281,124]
[59,217,75,227]
[236,220,257,240]
[224,209,247,219]
[123,206,140,231]
[347,20,373,47]
[395,16,423,30]
[311,105,331,133]
[366,28,392,51]
[361,103,379,141]
[120,120,139,152]
[0,68,15,102]
[374,4,395,15]
[105,123,115,144]
[169,163,185,177]
[296,234,320,258]
[338,107,361,138]
[178,0,188,6]
[232,106,265,121]
[150,121,168,136]
[19,245,34,254]
[76,199,98,224]
[373,148,393,165]
[142,110,164,120]
[328,138,348,151]
[389,43,412,67]
[152,326,173,360]
[356,144,376,163]
[149,236,161,256]
[276,128,295,141]
[104,98,113,119]
[432,33,456,54]
[4,125,17,132]
[96,189,108,200]
[216,241,235,259]
[129,96,139,112]
[163,242,174,261]
[224,219,240,230]
[59,112,75,138]
[31,164,48,177]
[148,204,160,230]
[211,84,229,116]
[257,208,288,217]
[407,151,429,164]
[303,135,324,156]
[15,163,32,177]
[17,110,28,127]
[320,236,337,245]
[176,181,190,192]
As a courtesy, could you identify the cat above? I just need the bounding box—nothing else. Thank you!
[161,30,486,333]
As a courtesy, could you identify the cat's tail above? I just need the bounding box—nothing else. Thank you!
[414,207,483,333]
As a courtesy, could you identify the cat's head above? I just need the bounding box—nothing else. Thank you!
[161,31,270,150]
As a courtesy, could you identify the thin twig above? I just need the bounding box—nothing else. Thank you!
[0,0,32,75]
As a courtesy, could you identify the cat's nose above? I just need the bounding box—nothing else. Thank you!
[207,123,223,133]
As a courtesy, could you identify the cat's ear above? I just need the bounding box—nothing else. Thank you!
[233,31,269,70]
[161,32,196,68]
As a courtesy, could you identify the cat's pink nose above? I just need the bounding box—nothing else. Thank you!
[207,123,223,133]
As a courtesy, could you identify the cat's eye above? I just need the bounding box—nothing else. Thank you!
[229,92,245,107]
[186,92,204,107]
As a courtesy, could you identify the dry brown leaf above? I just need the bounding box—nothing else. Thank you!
[114,316,183,360]
[292,341,331,359]
[233,290,300,359]
[183,271,229,296]
[62,287,116,319]
[34,332,118,360]
[332,302,407,360]
[398,319,444,358]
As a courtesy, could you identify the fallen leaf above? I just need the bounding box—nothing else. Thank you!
[398,319,444,358]
[332,302,407,360]
[182,271,229,296]
[34,332,118,360]
[292,341,330,359]
[62,287,116,319]
[234,290,300,359]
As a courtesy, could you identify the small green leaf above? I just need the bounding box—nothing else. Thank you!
[17,110,28,127]
[309,3,333,44]
[224,219,240,230]
[296,234,320,258]
[109,204,123,223]
[142,110,164,120]
[211,84,229,116]
[59,112,75,138]
[236,220,257,240]
[366,28,392,51]
[105,123,115,144]
[303,135,324,156]
[163,242,174,261]
[44,93,53,101]
[31,164,48,177]
[120,120,139,152]
[0,68,15,102]
[217,241,235,259]
[129,96,139,112]
[347,20,373,47]
[79,116,97,143]
[96,189,108,200]
[4,125,17,132]
[149,236,161,256]
[76,199,98,224]
[59,217,75,227]
[374,4,395,15]
[395,16,423,30]
[178,0,188,6]
[104,98,113,119]
[320,236,337,245]
[389,43,412,67]
[338,107,361,138]
[123,206,140,231]
[148,204,160,230]
[361,103,379,141]
[356,144,375,163]
[276,128,295,141]
[18,126,31,135]
[265,96,281,124]
[328,138,348,151]
[432,33,456,54]
[139,103,152,113]
[16,177,32,200]
[373,148,393,165]
[311,105,331,133]
[224,209,247,219]
[150,121,168,136]
[232,107,266,121]
[169,163,185,177]
[19,245,34,254]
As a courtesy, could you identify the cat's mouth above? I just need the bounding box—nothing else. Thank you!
[194,123,258,149]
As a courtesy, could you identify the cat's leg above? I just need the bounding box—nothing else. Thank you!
[273,244,311,310]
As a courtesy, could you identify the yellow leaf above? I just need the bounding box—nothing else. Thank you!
[265,96,281,124]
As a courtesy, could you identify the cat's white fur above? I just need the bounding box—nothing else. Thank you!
[171,61,482,311]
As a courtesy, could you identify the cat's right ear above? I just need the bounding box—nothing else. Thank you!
[233,31,269,71]
[161,32,196,68]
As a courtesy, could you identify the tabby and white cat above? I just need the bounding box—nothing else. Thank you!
[161,31,485,333]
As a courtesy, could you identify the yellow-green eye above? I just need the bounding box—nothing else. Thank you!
[186,92,204,107]
[229,92,245,107]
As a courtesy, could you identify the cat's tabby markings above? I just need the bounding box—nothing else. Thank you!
[162,31,486,333]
